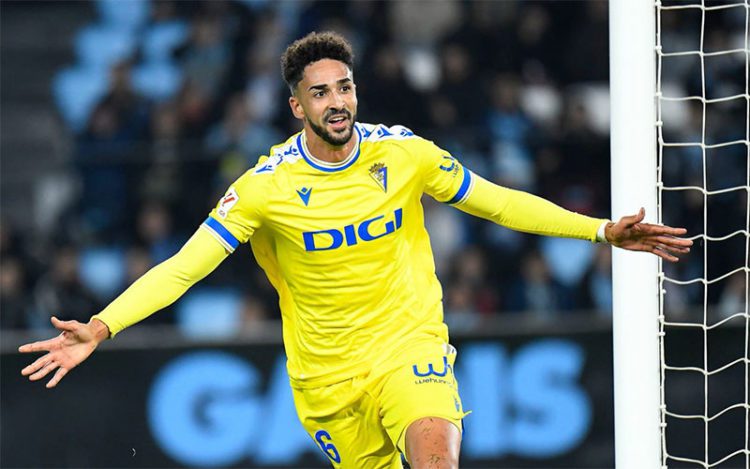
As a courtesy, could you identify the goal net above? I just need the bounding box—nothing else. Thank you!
[656,1,749,468]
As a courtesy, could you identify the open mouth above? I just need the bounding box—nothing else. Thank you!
[327,114,350,130]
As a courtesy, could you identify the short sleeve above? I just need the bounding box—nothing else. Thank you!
[417,139,474,205]
[201,166,268,252]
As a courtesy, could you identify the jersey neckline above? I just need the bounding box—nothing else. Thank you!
[297,124,362,173]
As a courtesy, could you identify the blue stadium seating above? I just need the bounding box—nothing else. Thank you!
[97,0,150,31]
[177,289,243,338]
[79,246,126,300]
[75,24,136,68]
[142,20,189,61]
[53,65,110,131]
[132,60,183,101]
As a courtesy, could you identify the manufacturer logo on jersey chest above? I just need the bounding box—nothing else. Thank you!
[296,187,312,206]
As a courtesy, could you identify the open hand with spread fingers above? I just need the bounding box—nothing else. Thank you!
[19,316,110,388]
[604,208,693,262]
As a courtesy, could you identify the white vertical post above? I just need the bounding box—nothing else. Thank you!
[609,0,661,468]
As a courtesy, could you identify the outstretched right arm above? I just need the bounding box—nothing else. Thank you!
[91,227,230,336]
[20,158,279,387]
[19,227,230,387]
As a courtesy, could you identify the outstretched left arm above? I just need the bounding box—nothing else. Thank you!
[454,173,692,262]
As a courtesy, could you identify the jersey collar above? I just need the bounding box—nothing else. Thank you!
[297,124,362,173]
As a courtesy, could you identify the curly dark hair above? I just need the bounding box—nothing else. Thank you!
[280,31,354,93]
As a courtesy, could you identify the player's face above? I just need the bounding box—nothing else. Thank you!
[290,59,358,147]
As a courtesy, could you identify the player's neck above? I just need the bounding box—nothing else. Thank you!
[302,126,358,164]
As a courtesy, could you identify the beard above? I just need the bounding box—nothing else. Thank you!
[307,108,356,146]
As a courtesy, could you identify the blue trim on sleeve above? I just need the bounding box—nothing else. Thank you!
[297,125,361,173]
[203,217,240,250]
[447,169,473,205]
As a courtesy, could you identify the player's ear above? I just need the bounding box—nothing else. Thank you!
[289,95,305,120]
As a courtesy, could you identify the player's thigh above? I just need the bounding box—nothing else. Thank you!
[377,348,467,457]
[404,416,461,469]
[292,381,403,469]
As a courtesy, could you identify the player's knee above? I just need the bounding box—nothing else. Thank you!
[404,417,461,469]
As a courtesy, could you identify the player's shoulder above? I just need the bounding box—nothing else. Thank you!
[357,122,444,165]
[250,133,305,177]
[357,122,438,151]
[229,134,302,192]
[357,122,420,143]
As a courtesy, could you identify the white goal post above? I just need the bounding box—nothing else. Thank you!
[611,1,750,468]
[609,0,662,468]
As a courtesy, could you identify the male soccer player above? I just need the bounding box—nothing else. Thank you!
[20,32,691,469]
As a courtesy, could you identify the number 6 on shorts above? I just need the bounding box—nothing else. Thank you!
[314,430,341,463]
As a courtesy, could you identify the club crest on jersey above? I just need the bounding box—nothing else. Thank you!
[217,187,239,218]
[369,162,388,193]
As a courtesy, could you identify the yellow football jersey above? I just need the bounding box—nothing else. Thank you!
[93,121,604,385]
[202,123,475,388]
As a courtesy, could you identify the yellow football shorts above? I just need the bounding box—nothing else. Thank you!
[292,343,469,468]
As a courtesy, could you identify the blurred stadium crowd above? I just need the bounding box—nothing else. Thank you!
[1,0,745,335]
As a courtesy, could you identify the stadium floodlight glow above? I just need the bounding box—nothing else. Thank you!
[609,1,661,468]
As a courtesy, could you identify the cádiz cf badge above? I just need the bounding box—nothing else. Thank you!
[369,162,388,193]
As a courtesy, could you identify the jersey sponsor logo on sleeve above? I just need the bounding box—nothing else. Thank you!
[439,155,459,176]
[217,188,239,219]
